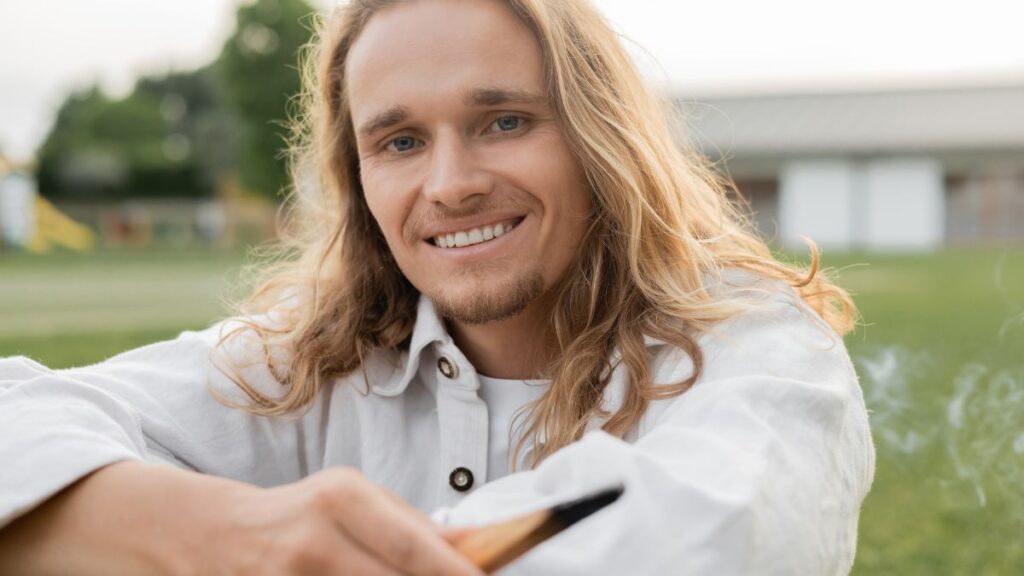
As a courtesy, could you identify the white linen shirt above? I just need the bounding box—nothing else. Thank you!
[0,274,875,575]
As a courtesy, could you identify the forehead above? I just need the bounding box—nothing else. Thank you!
[345,0,545,121]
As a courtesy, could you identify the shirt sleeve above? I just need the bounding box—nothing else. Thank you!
[0,321,315,530]
[431,288,876,576]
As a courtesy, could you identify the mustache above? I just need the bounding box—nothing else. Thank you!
[402,194,538,243]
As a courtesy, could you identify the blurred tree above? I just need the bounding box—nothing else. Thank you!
[35,69,227,200]
[216,0,315,200]
[136,67,242,195]
[35,0,314,202]
[37,87,131,198]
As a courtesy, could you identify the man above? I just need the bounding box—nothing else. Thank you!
[0,0,875,574]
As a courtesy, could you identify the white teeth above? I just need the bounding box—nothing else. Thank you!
[432,220,520,249]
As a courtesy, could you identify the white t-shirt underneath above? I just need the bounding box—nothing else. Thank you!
[475,374,549,481]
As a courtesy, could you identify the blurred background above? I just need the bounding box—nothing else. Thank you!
[1,0,1022,572]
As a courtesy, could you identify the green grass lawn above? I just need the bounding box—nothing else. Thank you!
[825,249,1024,575]
[0,248,250,366]
[1,246,1022,571]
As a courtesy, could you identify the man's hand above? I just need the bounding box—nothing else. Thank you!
[0,462,484,576]
[209,467,484,576]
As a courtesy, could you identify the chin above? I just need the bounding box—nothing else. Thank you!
[429,272,544,325]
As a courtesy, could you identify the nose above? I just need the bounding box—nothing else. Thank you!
[421,131,492,207]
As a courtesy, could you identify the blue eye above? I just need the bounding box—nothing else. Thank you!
[387,136,417,152]
[492,115,522,132]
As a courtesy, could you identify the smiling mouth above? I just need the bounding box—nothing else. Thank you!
[431,217,525,249]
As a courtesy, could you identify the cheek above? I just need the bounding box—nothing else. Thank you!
[513,142,589,212]
[361,172,406,242]
[570,173,593,215]
[363,196,387,231]
[554,162,593,257]
[549,153,592,223]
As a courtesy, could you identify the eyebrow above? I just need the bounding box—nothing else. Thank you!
[463,86,547,107]
[357,106,410,138]
[356,87,547,138]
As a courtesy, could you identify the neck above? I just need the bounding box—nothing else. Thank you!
[447,295,556,379]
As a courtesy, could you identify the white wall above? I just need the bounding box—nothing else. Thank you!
[862,159,945,250]
[778,158,945,251]
[779,160,857,249]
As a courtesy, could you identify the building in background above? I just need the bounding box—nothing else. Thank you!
[684,82,1024,250]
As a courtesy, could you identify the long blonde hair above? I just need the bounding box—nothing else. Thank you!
[217,0,857,469]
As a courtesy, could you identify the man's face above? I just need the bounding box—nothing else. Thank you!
[347,0,592,325]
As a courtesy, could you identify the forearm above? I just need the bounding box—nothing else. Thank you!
[0,460,253,576]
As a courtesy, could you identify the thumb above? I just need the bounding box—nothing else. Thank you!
[439,525,479,546]
[380,489,475,544]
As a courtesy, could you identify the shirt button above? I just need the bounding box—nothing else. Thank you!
[449,467,474,492]
[438,356,459,379]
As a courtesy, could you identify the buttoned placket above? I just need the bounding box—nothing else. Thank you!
[428,343,490,507]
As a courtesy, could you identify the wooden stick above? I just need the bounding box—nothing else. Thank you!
[453,484,624,573]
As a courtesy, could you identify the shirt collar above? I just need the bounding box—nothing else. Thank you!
[365,295,450,396]
[364,295,671,397]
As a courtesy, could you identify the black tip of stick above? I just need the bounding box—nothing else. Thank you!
[548,483,625,528]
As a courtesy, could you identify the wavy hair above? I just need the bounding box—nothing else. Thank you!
[216,0,858,470]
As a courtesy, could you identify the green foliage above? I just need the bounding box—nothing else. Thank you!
[35,0,315,202]
[136,68,242,186]
[216,0,316,199]
[36,72,222,200]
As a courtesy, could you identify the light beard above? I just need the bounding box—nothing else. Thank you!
[431,270,545,325]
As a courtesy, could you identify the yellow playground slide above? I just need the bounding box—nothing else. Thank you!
[27,196,96,253]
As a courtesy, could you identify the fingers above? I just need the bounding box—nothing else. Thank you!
[312,534,405,576]
[245,503,400,576]
[322,472,483,576]
[380,488,435,527]
[439,526,479,547]
[382,487,481,549]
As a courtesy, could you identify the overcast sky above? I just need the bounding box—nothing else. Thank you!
[2,0,1023,161]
